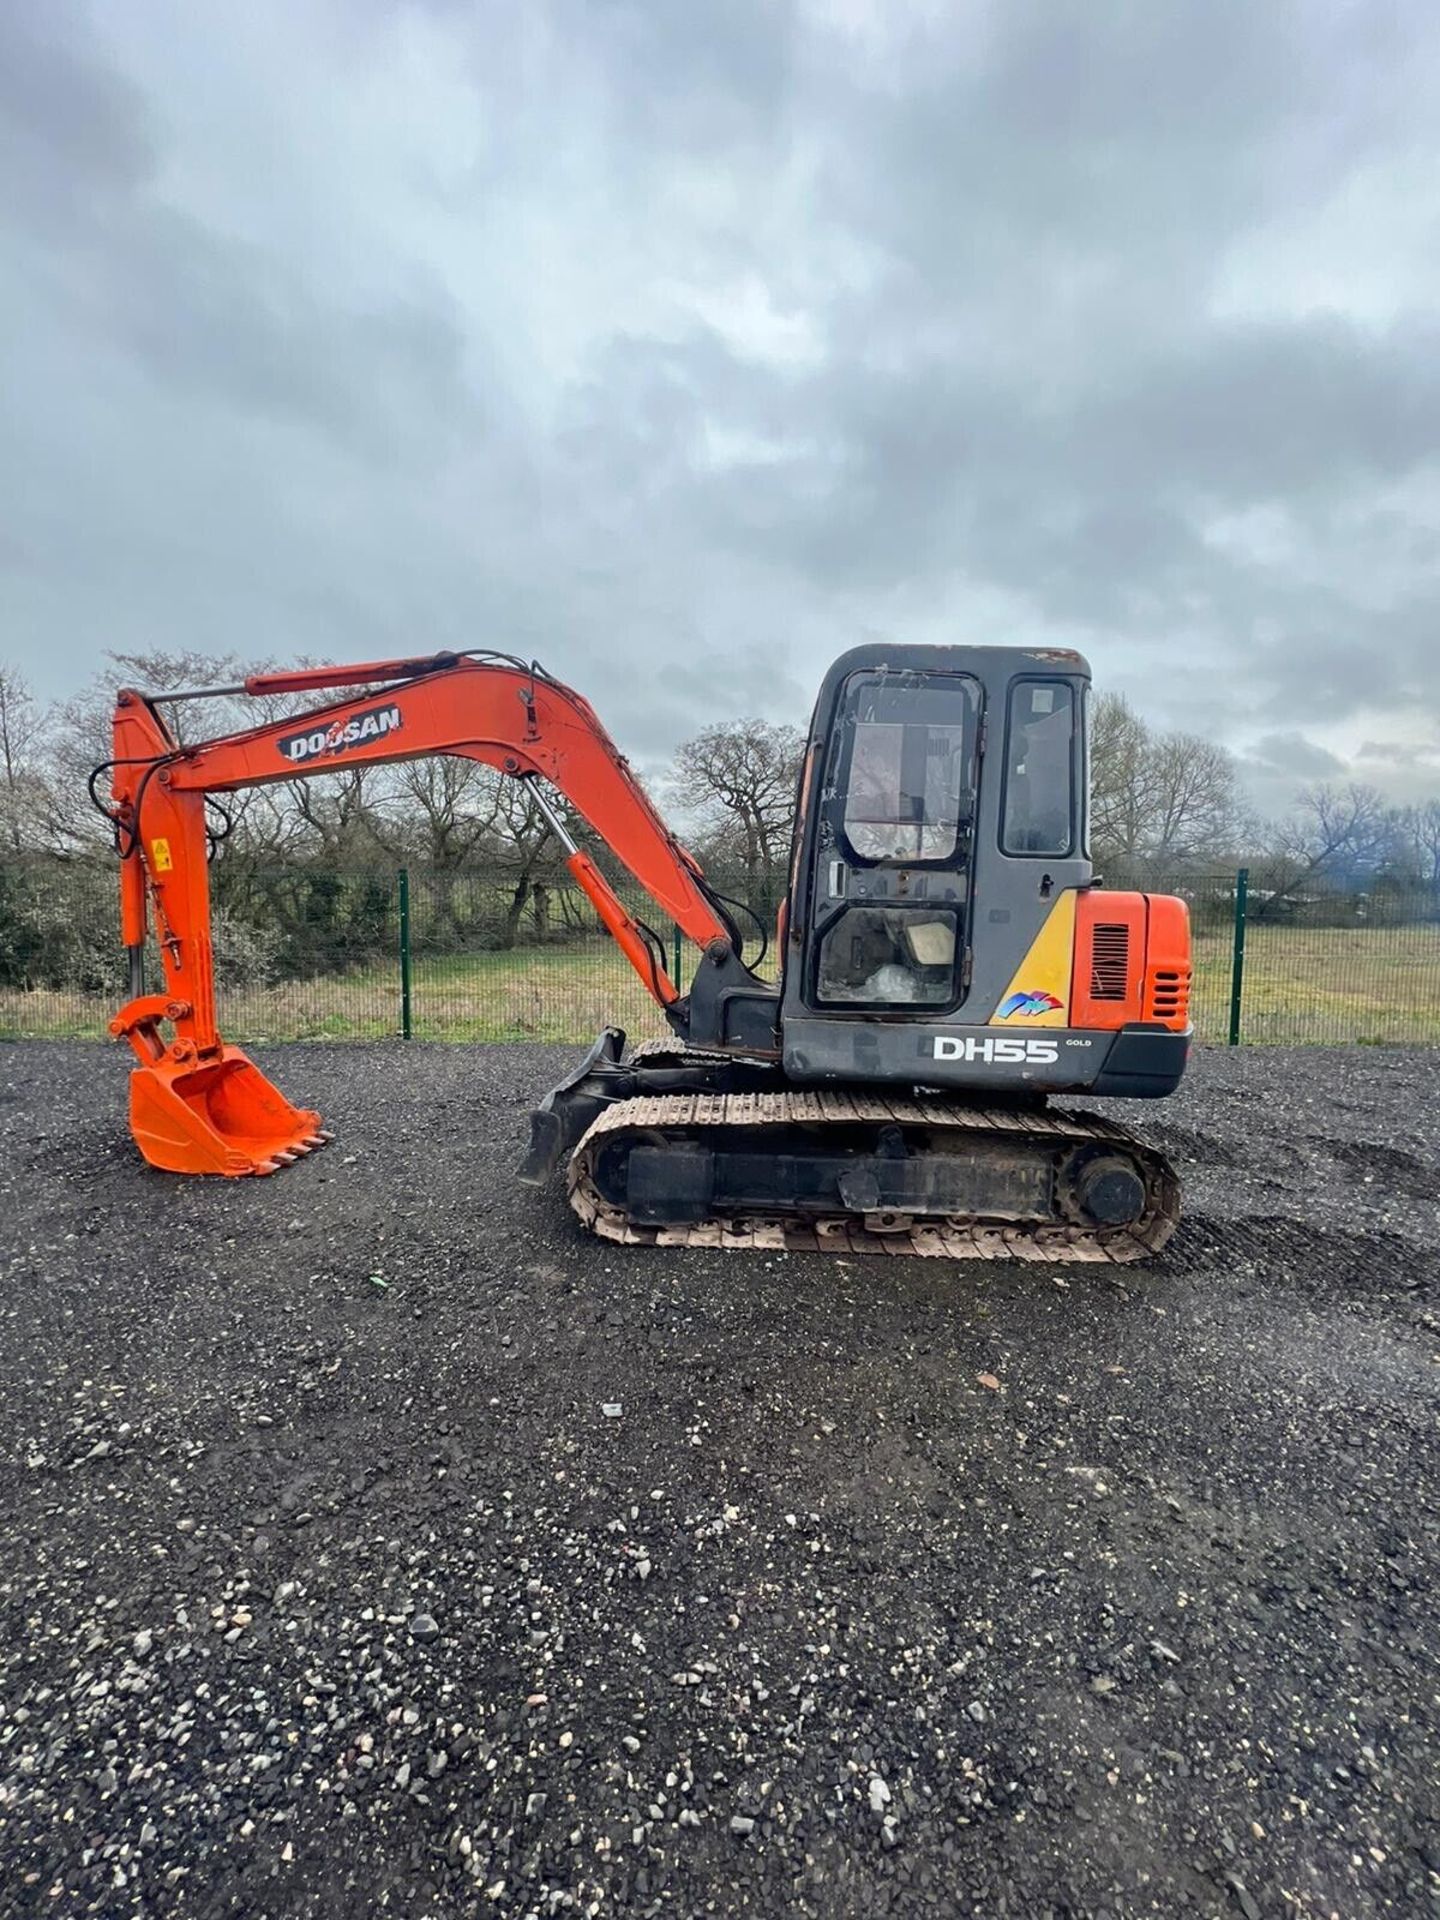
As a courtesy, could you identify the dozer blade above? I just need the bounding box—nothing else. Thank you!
[126,1047,328,1177]
[517,1027,627,1187]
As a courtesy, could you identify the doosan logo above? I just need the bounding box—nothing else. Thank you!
[932,1035,1059,1065]
[278,703,402,764]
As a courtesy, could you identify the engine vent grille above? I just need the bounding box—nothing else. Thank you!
[1147,967,1191,1022]
[1089,923,1131,1000]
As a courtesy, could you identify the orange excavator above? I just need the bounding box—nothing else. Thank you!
[103,646,1192,1260]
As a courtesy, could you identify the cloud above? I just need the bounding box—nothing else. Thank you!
[1,0,1438,807]
[0,5,153,217]
[1242,732,1348,781]
[1357,739,1440,767]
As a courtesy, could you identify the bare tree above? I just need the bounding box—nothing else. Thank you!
[667,719,804,897]
[46,649,282,854]
[0,662,50,853]
[1292,782,1393,868]
[42,678,123,851]
[1089,691,1238,867]
[1145,731,1239,860]
[283,764,385,861]
[369,757,506,867]
[1254,782,1395,917]
[1089,691,1154,858]
[1398,798,1440,892]
[484,779,564,948]
[45,648,408,863]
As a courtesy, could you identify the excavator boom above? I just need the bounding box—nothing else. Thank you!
[106,652,754,1176]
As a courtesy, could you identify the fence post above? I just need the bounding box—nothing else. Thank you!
[672,924,683,987]
[398,867,413,1040]
[1228,866,1248,1046]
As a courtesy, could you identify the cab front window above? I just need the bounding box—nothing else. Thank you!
[836,670,981,865]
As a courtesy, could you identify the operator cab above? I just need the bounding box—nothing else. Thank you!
[793,647,1087,1022]
[680,643,1096,1063]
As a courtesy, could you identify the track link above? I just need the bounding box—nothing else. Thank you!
[567,1083,1180,1264]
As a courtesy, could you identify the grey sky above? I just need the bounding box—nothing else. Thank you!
[3,1,1438,816]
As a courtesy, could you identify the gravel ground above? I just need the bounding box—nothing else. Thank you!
[1,1039,1436,1920]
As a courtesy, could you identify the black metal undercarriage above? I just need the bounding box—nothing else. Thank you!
[520,1029,1169,1244]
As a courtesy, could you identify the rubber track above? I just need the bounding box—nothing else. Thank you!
[567,1085,1180,1263]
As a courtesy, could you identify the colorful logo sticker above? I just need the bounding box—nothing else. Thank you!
[996,989,1063,1019]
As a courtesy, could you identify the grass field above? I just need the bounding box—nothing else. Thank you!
[2,925,1437,1047]
[1197,924,1440,1045]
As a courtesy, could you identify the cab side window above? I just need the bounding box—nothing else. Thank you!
[1002,681,1076,856]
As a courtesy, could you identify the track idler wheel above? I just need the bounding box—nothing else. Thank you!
[1059,1148,1149,1227]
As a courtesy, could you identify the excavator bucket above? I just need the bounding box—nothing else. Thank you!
[125,1049,329,1176]
[112,1000,329,1176]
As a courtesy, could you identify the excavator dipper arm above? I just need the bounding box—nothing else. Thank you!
[107,653,743,1175]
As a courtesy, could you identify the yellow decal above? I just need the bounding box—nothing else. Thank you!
[150,837,173,873]
[990,889,1076,1024]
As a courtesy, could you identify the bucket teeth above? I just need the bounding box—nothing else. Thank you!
[244,1134,327,1175]
[245,1135,329,1174]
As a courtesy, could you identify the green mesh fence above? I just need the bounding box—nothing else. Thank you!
[1165,870,1440,1046]
[0,855,1436,1047]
